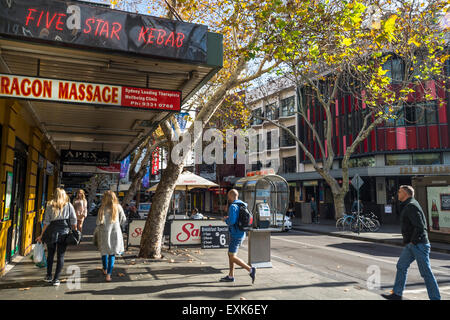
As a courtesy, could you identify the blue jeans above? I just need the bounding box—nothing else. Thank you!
[393,243,441,300]
[102,255,116,275]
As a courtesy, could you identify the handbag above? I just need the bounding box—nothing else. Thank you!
[65,219,82,246]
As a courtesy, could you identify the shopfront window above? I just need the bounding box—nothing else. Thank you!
[348,156,376,168]
[386,153,442,166]
[386,154,412,166]
[412,153,441,165]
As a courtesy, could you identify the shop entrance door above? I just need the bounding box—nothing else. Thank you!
[5,139,28,262]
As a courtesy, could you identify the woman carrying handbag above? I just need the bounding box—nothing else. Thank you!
[36,188,77,286]
[94,191,126,282]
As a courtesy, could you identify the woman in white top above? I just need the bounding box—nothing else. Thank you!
[95,190,126,282]
[73,189,88,233]
[36,188,77,286]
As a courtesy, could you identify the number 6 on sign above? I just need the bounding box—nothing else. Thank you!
[220,234,226,246]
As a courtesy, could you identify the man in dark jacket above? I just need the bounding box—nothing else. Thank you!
[381,185,441,300]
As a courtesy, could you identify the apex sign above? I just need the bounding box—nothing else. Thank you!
[61,149,110,166]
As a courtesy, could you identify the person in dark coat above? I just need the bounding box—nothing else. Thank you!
[381,185,441,300]
[36,188,77,286]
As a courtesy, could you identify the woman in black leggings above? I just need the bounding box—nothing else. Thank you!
[36,188,77,286]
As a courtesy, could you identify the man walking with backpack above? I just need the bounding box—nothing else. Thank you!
[220,189,256,284]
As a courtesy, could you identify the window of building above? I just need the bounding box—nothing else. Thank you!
[415,101,438,125]
[265,103,278,120]
[383,57,404,83]
[281,126,296,147]
[384,105,405,127]
[412,153,441,165]
[405,104,416,124]
[386,154,412,166]
[348,156,376,168]
[266,130,272,150]
[252,108,263,125]
[281,96,295,117]
[283,156,297,173]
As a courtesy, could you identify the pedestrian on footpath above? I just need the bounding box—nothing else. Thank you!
[73,189,88,233]
[310,196,319,224]
[220,189,256,284]
[381,185,441,300]
[36,188,77,286]
[94,191,127,282]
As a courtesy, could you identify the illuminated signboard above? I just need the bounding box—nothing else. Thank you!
[0,0,207,63]
[0,74,181,111]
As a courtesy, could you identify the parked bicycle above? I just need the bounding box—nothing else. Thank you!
[336,212,356,231]
[336,211,380,232]
[351,211,380,233]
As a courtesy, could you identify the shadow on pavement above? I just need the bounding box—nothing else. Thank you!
[64,280,358,299]
[326,242,401,258]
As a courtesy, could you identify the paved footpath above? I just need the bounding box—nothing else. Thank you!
[0,216,385,300]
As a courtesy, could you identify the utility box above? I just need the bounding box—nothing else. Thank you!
[301,202,312,224]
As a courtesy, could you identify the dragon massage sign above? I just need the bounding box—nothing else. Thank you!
[0,0,207,63]
[0,74,181,111]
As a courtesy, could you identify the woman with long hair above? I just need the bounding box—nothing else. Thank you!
[36,188,77,286]
[73,189,88,233]
[95,190,126,282]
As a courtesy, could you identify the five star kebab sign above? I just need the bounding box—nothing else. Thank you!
[0,73,181,111]
[0,0,207,63]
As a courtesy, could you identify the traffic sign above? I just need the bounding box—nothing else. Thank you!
[351,174,364,191]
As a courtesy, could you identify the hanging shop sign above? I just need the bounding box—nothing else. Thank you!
[0,74,182,111]
[46,161,54,175]
[0,0,207,63]
[61,149,110,166]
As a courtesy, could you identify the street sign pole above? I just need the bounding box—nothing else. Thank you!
[357,188,360,235]
[351,174,364,235]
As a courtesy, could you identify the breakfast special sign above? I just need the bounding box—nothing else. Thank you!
[0,73,181,111]
[0,0,207,63]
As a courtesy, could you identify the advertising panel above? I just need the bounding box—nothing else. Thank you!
[0,74,181,111]
[426,186,450,234]
[170,220,227,246]
[3,172,13,220]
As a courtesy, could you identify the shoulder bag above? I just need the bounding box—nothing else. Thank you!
[65,219,82,246]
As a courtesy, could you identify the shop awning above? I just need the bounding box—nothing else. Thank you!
[0,0,223,162]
